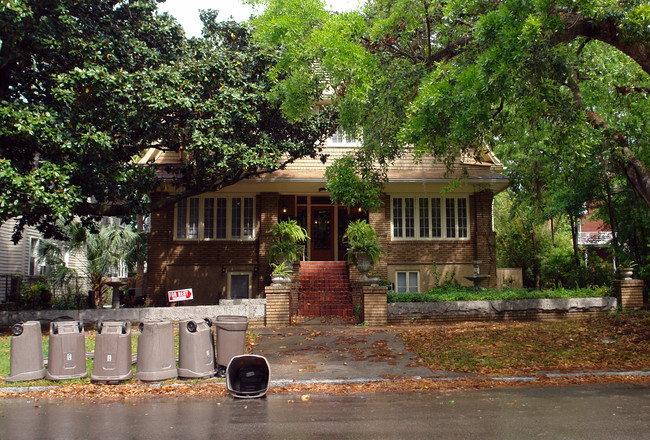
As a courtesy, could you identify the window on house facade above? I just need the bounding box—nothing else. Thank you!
[175,196,255,240]
[228,272,252,299]
[28,238,50,276]
[395,271,419,293]
[391,196,469,240]
[328,128,361,146]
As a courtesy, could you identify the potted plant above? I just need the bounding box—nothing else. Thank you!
[343,220,382,282]
[268,219,309,270]
[270,262,291,285]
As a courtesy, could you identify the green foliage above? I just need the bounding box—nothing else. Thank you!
[0,3,335,241]
[270,262,290,277]
[20,281,52,310]
[268,219,309,264]
[325,155,385,212]
[39,221,146,308]
[387,286,611,303]
[342,220,382,265]
[253,0,650,273]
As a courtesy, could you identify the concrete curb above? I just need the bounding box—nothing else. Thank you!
[2,370,649,395]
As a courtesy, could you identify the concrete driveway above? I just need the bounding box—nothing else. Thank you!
[251,322,437,383]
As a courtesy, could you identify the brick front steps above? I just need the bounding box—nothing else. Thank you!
[298,261,354,317]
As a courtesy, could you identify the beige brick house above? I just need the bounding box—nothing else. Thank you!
[143,134,508,312]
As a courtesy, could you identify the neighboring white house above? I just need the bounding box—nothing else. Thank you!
[0,218,127,304]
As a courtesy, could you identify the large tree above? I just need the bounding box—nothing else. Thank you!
[251,0,650,211]
[0,1,334,241]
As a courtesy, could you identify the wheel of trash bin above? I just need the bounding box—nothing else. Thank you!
[121,322,128,334]
[97,321,103,334]
[204,318,212,327]
[139,322,144,332]
[11,323,23,336]
[78,321,84,333]
[52,322,58,335]
[186,320,197,333]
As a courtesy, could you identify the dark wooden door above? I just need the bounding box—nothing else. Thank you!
[310,206,335,261]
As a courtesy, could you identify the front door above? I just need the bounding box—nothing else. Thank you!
[310,206,335,261]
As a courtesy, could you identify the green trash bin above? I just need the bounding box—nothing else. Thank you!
[215,315,248,377]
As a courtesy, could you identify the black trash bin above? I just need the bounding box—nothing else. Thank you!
[91,321,133,384]
[226,354,270,399]
[215,315,248,376]
[6,321,46,382]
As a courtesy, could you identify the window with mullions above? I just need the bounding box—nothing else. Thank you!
[175,196,255,240]
[396,271,419,293]
[392,196,469,240]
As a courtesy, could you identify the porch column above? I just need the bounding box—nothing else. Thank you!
[362,284,388,326]
[265,285,291,326]
[614,279,644,310]
[259,193,280,292]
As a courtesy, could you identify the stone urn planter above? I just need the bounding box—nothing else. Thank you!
[355,251,372,282]
[620,267,635,280]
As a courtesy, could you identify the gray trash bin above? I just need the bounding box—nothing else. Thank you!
[135,321,177,382]
[178,319,217,379]
[45,320,88,380]
[91,321,133,384]
[215,315,248,377]
[6,321,46,382]
[226,354,270,399]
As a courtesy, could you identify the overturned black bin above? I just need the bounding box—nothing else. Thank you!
[226,354,270,399]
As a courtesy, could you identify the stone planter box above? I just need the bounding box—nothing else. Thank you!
[388,297,617,324]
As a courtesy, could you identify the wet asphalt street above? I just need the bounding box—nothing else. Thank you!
[1,384,648,439]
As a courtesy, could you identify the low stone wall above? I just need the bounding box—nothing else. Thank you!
[388,297,617,324]
[0,299,266,328]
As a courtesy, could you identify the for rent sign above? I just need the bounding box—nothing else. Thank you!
[168,288,193,302]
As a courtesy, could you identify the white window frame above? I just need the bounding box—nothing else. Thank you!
[28,237,47,276]
[174,195,256,241]
[391,195,470,240]
[327,128,361,147]
[227,272,253,299]
[395,271,419,293]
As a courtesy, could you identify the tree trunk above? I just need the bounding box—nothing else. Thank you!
[531,223,541,290]
[568,214,581,266]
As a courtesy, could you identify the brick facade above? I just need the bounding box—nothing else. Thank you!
[146,189,499,305]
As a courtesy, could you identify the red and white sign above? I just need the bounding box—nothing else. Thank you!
[168,288,193,302]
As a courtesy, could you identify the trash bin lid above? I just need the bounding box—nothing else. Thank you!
[215,315,248,331]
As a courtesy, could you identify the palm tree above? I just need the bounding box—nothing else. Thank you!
[40,221,147,308]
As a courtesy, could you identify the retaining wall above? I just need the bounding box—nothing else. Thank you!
[0,299,266,328]
[388,297,617,324]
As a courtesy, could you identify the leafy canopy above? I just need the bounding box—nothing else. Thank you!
[0,1,335,241]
